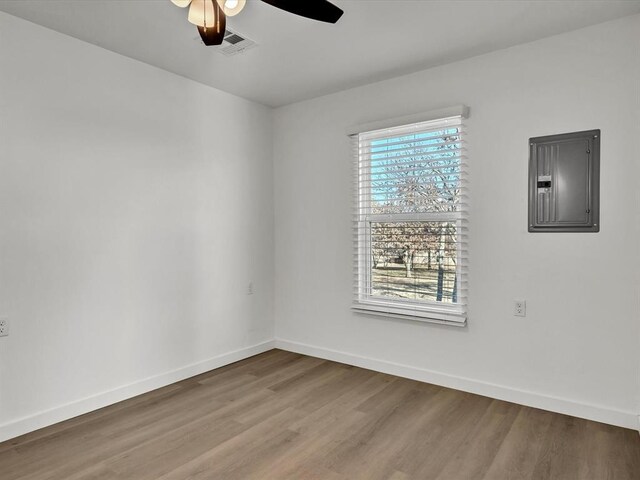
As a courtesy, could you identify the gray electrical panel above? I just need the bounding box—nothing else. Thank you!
[528,129,600,233]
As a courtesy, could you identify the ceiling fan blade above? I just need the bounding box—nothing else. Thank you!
[260,0,343,24]
[197,2,226,45]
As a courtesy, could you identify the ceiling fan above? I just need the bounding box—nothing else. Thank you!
[171,0,344,46]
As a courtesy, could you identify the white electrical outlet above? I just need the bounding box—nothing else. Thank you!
[0,317,8,337]
[514,300,526,317]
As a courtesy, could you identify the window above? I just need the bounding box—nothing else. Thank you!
[352,111,468,325]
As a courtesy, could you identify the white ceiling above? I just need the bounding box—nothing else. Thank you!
[1,0,639,107]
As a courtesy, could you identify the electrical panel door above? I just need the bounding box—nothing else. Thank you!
[528,130,600,233]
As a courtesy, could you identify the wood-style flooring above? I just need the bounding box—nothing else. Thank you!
[1,349,639,479]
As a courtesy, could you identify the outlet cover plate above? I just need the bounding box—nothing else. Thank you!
[0,316,8,337]
[514,300,526,317]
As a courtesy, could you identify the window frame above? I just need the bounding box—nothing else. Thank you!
[350,107,469,326]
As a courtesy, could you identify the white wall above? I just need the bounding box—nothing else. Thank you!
[0,12,274,440]
[273,15,640,428]
[1,9,638,441]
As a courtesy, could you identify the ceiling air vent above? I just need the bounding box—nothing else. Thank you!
[218,29,257,56]
[193,28,256,55]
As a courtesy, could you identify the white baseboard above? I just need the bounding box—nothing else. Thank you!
[3,338,637,443]
[275,338,639,431]
[0,340,276,443]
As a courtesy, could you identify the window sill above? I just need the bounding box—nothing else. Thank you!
[351,302,467,327]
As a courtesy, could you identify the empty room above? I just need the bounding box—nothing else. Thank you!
[1,0,639,478]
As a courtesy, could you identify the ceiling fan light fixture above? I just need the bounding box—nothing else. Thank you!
[217,0,246,17]
[188,0,217,27]
[171,0,192,7]
[171,0,344,48]
[198,0,226,45]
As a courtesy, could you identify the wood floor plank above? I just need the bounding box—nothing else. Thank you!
[105,417,248,479]
[6,383,240,479]
[156,407,304,480]
[251,404,368,479]
[435,399,521,480]
[387,471,411,480]
[531,414,592,480]
[234,361,353,426]
[576,420,640,480]
[482,406,555,480]
[387,389,493,479]
[1,349,638,480]
[288,372,394,436]
[322,381,444,478]
[0,382,185,455]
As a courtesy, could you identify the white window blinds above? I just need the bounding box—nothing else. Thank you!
[352,113,468,325]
